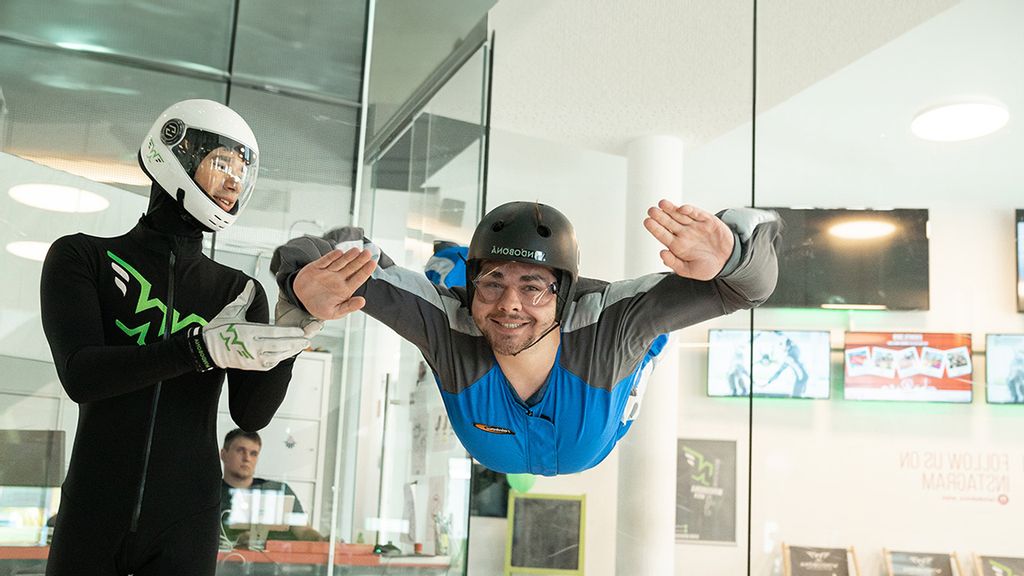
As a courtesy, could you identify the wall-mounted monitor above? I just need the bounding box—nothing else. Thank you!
[985,334,1024,404]
[1016,209,1024,312]
[763,208,930,311]
[843,332,972,403]
[707,329,832,399]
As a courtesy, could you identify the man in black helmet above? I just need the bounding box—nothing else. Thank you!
[39,100,371,576]
[272,200,780,476]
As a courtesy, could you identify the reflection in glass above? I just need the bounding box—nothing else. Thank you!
[359,44,490,574]
[234,0,366,101]
[0,0,234,72]
[0,43,224,195]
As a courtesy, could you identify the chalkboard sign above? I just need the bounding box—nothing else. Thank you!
[976,555,1024,576]
[505,493,585,575]
[886,549,956,576]
[784,545,855,576]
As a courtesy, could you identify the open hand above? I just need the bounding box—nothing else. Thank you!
[293,248,377,320]
[643,200,734,280]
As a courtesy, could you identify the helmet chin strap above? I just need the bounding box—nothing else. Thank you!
[509,320,560,357]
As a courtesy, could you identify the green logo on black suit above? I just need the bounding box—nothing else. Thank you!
[108,250,208,345]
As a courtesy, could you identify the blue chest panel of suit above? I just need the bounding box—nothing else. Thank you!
[440,342,662,475]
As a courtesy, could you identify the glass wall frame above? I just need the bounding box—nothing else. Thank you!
[746,1,1024,574]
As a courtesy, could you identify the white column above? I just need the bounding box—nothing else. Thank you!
[616,135,683,576]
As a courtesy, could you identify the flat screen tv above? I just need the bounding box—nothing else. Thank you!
[763,208,930,310]
[707,329,832,399]
[843,332,972,403]
[985,334,1024,404]
[1016,209,1024,312]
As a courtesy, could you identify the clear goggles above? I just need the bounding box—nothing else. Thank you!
[472,265,558,307]
[170,128,258,214]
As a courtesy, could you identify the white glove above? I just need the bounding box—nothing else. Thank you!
[275,293,324,338]
[198,281,310,371]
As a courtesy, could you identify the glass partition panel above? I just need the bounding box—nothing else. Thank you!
[234,0,366,101]
[0,1,371,572]
[752,1,1023,574]
[0,41,226,196]
[0,152,147,554]
[365,0,495,148]
[355,42,490,575]
[0,0,234,73]
[674,7,756,575]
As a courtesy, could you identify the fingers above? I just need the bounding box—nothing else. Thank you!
[329,248,371,273]
[331,296,366,318]
[644,201,717,248]
[312,247,366,271]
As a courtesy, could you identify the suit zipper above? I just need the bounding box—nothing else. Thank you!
[130,245,176,531]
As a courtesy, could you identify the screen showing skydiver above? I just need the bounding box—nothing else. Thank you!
[706,329,832,399]
[985,333,1024,404]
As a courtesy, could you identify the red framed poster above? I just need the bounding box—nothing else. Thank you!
[843,332,972,403]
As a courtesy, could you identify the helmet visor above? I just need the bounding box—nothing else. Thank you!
[169,128,258,215]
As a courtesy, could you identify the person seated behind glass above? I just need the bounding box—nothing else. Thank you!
[219,428,323,545]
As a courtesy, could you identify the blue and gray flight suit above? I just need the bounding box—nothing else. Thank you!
[275,208,780,475]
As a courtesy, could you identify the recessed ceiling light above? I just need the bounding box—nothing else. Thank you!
[828,220,896,240]
[911,101,1009,142]
[8,184,110,213]
[6,241,51,262]
[16,155,151,188]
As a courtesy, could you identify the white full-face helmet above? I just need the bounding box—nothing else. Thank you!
[139,99,259,232]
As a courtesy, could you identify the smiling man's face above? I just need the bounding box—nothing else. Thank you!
[470,261,558,356]
[194,147,246,212]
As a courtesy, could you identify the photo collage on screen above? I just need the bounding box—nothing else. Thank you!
[843,332,973,403]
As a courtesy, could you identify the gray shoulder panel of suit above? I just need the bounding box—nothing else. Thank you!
[368,263,480,337]
[563,274,667,333]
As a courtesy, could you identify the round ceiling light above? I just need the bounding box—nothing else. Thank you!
[8,184,110,213]
[6,241,52,262]
[911,101,1009,142]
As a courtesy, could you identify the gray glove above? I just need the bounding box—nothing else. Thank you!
[275,293,324,338]
[194,280,310,371]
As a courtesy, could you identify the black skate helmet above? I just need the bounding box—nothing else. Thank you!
[467,202,579,323]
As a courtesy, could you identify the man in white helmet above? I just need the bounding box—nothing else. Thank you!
[39,99,372,576]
